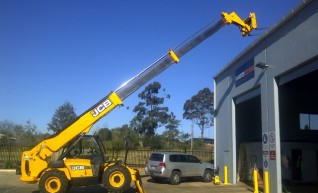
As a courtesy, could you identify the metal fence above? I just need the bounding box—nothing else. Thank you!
[0,145,30,168]
[0,145,214,169]
[106,148,214,167]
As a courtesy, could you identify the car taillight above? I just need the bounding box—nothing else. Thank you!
[159,162,166,168]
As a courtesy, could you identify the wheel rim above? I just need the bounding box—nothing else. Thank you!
[109,171,126,187]
[205,173,212,181]
[45,176,61,192]
[172,174,180,183]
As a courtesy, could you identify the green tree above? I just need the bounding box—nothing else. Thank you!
[0,120,42,146]
[179,132,190,143]
[47,102,77,133]
[162,112,181,147]
[22,120,38,145]
[109,124,139,149]
[0,120,15,145]
[94,127,112,142]
[130,82,171,137]
[143,135,163,149]
[183,88,214,140]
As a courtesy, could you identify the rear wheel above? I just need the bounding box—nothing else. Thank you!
[170,171,181,185]
[39,170,69,193]
[103,164,131,193]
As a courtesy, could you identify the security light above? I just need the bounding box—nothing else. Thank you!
[255,62,269,69]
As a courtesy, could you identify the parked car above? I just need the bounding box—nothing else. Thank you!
[144,152,214,185]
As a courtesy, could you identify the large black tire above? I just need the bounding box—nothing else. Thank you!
[170,171,181,185]
[102,165,131,193]
[39,170,69,193]
[202,170,213,182]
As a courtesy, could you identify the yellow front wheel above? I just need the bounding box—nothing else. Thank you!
[103,165,131,193]
[39,170,69,193]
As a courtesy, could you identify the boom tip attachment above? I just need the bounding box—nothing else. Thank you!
[221,11,257,36]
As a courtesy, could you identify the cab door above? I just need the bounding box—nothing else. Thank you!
[83,137,105,177]
[63,136,106,185]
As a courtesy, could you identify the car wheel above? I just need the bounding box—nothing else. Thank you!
[170,171,181,185]
[202,170,213,182]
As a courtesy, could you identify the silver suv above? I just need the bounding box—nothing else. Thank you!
[144,152,214,185]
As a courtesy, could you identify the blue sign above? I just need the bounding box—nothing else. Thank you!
[264,160,268,169]
[263,133,268,144]
[235,58,255,87]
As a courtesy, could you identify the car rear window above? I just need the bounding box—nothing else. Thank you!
[149,153,164,161]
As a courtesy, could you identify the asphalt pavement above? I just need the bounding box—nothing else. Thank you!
[0,169,255,193]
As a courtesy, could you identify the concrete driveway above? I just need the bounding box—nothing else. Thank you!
[0,170,254,193]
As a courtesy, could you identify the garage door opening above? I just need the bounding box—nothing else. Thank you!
[279,67,318,192]
[235,92,262,182]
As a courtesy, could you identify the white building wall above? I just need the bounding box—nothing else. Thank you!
[214,1,318,192]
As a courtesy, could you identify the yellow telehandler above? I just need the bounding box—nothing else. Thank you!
[18,11,257,193]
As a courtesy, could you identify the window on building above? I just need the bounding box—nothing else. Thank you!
[299,113,318,130]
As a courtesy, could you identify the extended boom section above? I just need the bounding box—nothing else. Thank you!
[115,12,256,100]
[115,19,225,101]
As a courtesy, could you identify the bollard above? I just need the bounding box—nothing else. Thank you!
[213,166,220,185]
[253,168,259,193]
[224,165,229,185]
[264,170,270,193]
[214,175,220,185]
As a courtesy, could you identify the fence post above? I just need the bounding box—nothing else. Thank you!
[112,147,115,160]
[8,144,12,163]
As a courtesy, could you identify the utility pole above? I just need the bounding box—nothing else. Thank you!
[191,121,194,151]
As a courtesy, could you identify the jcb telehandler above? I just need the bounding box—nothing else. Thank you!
[18,11,257,193]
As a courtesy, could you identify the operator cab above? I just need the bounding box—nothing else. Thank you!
[59,135,106,159]
[60,135,107,160]
[50,135,108,186]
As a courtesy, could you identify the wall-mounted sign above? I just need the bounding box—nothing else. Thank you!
[262,132,269,151]
[263,160,269,169]
[269,131,275,145]
[269,131,276,160]
[262,132,269,169]
[270,150,276,160]
[235,58,255,87]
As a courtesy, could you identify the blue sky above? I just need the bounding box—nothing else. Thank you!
[0,0,301,138]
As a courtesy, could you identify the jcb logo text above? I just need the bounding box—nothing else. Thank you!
[71,166,85,170]
[91,99,112,117]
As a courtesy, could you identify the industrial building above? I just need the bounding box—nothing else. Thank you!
[214,0,318,192]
